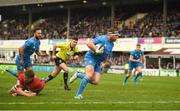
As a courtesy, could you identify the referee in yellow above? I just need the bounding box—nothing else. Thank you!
[43,38,79,90]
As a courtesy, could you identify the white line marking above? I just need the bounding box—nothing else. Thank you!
[0,101,180,105]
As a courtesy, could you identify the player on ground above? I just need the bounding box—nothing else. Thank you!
[123,44,143,85]
[69,31,120,99]
[42,38,79,90]
[9,70,46,97]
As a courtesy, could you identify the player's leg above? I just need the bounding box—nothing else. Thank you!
[138,63,143,80]
[69,71,85,83]
[42,66,61,83]
[0,63,17,77]
[74,56,96,99]
[70,66,87,83]
[5,55,25,77]
[24,57,33,71]
[42,57,63,82]
[134,66,142,83]
[91,72,101,85]
[75,65,94,99]
[6,69,18,77]
[74,63,101,85]
[60,63,71,90]
[132,69,136,80]
[90,63,101,85]
[13,55,25,76]
[139,72,143,81]
[123,70,132,85]
[123,63,133,85]
[23,59,35,84]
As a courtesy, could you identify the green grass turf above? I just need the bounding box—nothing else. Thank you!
[0,71,180,110]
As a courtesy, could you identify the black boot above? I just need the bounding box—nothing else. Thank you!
[64,85,71,90]
[63,72,71,90]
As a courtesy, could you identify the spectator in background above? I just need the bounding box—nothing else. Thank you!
[176,63,180,77]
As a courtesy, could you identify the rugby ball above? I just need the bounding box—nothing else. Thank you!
[95,43,104,54]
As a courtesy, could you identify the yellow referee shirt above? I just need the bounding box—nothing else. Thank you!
[55,42,79,62]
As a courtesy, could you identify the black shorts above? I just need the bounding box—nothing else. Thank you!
[54,57,65,66]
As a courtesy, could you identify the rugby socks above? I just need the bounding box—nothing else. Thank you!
[76,76,91,96]
[77,73,85,79]
[134,72,142,82]
[63,72,68,86]
[133,72,136,80]
[6,69,18,77]
[77,73,93,84]
[124,76,129,84]
[139,73,143,80]
[44,75,53,83]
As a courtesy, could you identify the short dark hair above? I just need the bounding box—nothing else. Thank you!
[72,37,78,41]
[34,27,41,33]
[136,44,141,47]
[25,70,35,78]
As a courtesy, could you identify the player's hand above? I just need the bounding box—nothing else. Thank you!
[73,55,79,60]
[95,48,103,55]
[20,59,24,65]
[140,60,143,64]
[11,93,18,96]
[136,59,140,62]
[28,92,36,97]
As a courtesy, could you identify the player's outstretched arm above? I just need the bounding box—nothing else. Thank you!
[36,50,48,57]
[19,46,24,65]
[15,87,36,97]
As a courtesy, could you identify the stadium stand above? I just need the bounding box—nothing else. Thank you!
[0,0,179,68]
[0,0,180,39]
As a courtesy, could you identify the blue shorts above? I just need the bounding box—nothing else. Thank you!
[129,62,142,71]
[84,56,101,74]
[16,55,32,71]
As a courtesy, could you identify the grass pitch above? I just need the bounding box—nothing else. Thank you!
[0,71,180,110]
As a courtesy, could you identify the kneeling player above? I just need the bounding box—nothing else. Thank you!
[9,70,46,97]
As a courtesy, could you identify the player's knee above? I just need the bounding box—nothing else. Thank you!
[51,74,57,78]
[91,78,100,85]
[86,74,93,79]
[138,72,142,75]
[136,70,142,74]
[52,68,60,76]
[127,72,131,77]
[64,70,68,74]
[51,71,59,77]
